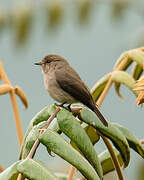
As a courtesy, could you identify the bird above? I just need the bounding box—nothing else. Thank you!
[35,54,108,126]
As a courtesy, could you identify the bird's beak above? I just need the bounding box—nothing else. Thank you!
[34,62,42,65]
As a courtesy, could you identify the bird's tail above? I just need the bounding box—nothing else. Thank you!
[93,106,108,126]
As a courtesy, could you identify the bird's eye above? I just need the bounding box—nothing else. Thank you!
[46,60,51,63]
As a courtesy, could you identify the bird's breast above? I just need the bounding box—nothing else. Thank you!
[43,72,77,104]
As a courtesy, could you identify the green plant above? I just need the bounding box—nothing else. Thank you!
[0,47,144,180]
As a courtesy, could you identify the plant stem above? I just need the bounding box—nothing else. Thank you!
[140,139,144,144]
[17,173,23,180]
[27,106,60,159]
[17,107,60,180]
[96,74,113,107]
[10,89,23,147]
[101,135,125,180]
[0,164,4,172]
[95,56,129,180]
[97,55,129,107]
[0,61,23,147]
[68,166,75,180]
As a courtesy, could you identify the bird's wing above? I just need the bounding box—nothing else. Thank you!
[55,65,108,126]
[55,65,93,107]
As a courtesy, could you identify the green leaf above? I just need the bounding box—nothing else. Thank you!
[20,121,46,159]
[91,73,110,101]
[113,55,133,98]
[70,124,100,156]
[99,149,123,175]
[55,173,68,180]
[57,109,103,178]
[17,159,58,180]
[113,123,144,159]
[39,129,100,180]
[129,50,144,66]
[33,105,57,126]
[114,82,124,99]
[83,124,100,144]
[19,106,50,159]
[113,52,128,69]
[111,70,138,97]
[79,108,130,167]
[20,105,59,159]
[0,161,23,180]
[132,63,143,80]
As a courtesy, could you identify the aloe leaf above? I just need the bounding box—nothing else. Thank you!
[57,109,103,178]
[91,73,110,101]
[55,173,68,180]
[114,82,124,99]
[79,108,130,167]
[99,149,123,175]
[113,52,129,69]
[0,161,23,180]
[20,105,59,159]
[132,63,143,80]
[39,129,100,180]
[129,50,144,66]
[113,123,144,159]
[20,121,46,159]
[111,70,138,97]
[113,56,133,98]
[17,159,58,180]
[70,124,100,156]
[83,124,100,144]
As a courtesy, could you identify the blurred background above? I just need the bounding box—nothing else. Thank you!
[0,0,144,179]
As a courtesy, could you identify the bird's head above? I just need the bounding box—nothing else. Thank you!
[35,54,68,73]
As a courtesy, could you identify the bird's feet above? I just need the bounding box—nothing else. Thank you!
[54,102,66,108]
[66,104,71,112]
[54,102,71,112]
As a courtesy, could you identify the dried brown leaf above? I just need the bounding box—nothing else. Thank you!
[14,85,28,108]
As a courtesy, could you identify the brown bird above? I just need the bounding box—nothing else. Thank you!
[35,54,108,126]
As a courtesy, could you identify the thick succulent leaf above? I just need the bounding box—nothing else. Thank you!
[113,123,144,159]
[17,159,58,180]
[20,105,59,159]
[79,108,130,167]
[91,73,110,101]
[99,149,123,175]
[33,105,57,126]
[129,50,144,66]
[70,124,100,157]
[55,173,68,180]
[39,129,100,180]
[132,63,143,80]
[20,106,50,159]
[57,109,103,178]
[20,121,46,159]
[113,56,133,98]
[0,161,24,180]
[111,70,138,97]
[113,51,128,69]
[114,82,124,99]
[83,124,100,144]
